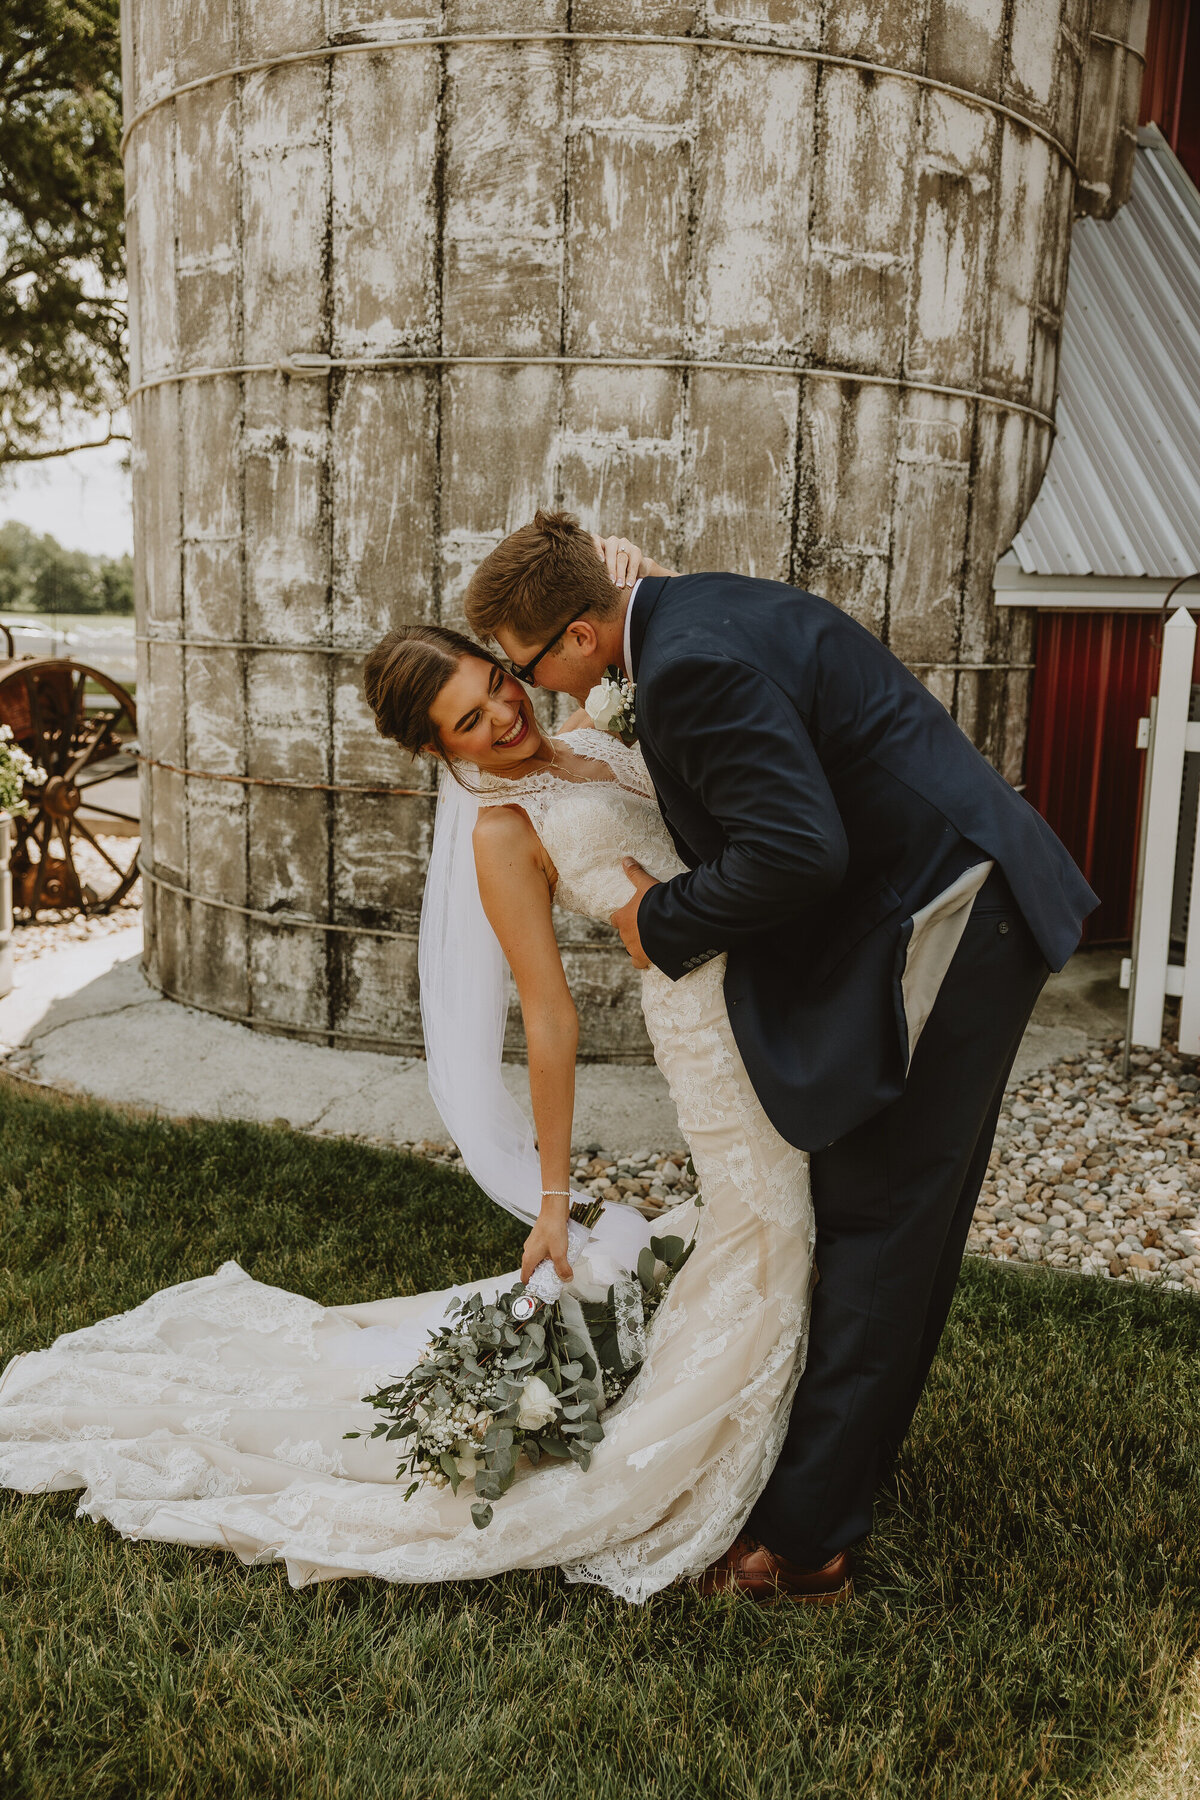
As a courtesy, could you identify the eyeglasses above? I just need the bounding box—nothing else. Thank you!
[503,615,586,686]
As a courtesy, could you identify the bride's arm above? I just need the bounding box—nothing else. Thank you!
[473,804,577,1283]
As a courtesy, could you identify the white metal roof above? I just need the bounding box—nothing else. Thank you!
[1009,127,1200,581]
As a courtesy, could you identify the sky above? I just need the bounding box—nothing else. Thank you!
[0,437,133,558]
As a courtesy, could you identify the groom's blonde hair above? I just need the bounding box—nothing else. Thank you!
[465,508,619,644]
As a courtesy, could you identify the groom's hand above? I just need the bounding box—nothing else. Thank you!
[611,858,659,969]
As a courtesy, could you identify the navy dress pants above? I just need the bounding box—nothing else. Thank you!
[746,868,1050,1567]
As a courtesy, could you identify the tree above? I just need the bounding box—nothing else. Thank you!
[0,518,131,613]
[0,1,127,469]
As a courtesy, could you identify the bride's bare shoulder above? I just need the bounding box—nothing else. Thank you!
[472,798,557,897]
[472,802,540,850]
[557,707,591,733]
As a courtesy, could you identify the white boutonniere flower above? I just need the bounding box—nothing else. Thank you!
[584,665,637,745]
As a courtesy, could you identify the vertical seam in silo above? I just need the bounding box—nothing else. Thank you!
[430,32,449,632]
[322,44,337,1046]
[169,42,190,986]
[233,24,251,1021]
[946,59,973,739]
[876,70,902,655]
[676,39,702,575]
[787,24,820,596]
[971,7,1017,752]
[553,16,572,514]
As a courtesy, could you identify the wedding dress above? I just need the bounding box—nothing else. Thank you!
[0,729,814,1603]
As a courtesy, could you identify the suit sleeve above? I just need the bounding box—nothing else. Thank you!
[636,656,848,980]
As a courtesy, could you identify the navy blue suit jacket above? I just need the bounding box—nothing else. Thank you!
[629,574,1098,1152]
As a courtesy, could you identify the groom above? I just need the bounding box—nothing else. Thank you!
[464,510,1097,1603]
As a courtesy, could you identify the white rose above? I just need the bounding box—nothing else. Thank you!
[455,1448,481,1478]
[585,678,625,733]
[515,1374,561,1432]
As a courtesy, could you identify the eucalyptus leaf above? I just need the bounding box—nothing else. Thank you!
[471,1502,493,1530]
[438,1452,461,1493]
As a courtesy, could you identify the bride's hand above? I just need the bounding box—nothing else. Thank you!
[521,1207,573,1285]
[591,531,679,586]
[591,532,643,591]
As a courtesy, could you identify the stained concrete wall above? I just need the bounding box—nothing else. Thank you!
[124,0,1144,1060]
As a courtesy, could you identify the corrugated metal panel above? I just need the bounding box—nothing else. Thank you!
[1012,129,1200,580]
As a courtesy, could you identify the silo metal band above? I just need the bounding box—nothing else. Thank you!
[126,352,1059,432]
[139,858,621,947]
[136,753,436,798]
[135,642,1037,673]
[139,970,426,1048]
[120,32,1078,169]
[137,635,379,654]
[139,859,419,938]
[1088,32,1147,62]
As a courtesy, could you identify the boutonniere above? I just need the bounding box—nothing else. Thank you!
[584,665,637,745]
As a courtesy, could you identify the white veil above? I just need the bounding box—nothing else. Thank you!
[417,760,659,1281]
[418,763,547,1226]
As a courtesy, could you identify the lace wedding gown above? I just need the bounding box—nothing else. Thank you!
[0,729,814,1603]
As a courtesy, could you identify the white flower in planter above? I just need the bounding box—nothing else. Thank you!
[0,724,45,817]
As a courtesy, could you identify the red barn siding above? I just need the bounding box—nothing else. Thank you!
[1024,611,1200,943]
[1141,0,1200,187]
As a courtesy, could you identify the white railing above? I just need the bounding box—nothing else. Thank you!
[1121,576,1200,1059]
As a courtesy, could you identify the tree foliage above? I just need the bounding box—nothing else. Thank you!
[0,0,126,467]
[0,518,131,612]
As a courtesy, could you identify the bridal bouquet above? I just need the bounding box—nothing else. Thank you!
[348,1200,695,1528]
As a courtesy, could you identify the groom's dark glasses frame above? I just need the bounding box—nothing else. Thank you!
[504,614,587,686]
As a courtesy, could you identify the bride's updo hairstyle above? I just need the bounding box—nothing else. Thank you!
[363,624,504,764]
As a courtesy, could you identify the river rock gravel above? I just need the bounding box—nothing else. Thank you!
[13,903,1198,1297]
[967,1036,1200,1293]
[398,1036,1200,1297]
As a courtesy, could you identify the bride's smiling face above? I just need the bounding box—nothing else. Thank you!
[426,654,542,771]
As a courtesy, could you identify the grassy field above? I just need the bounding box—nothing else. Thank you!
[1,1077,1198,1800]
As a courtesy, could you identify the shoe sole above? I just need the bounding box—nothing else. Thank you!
[696,1578,854,1605]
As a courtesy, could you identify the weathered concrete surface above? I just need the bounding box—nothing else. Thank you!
[1011,944,1126,1081]
[124,1,1144,1060]
[0,927,1126,1154]
[0,933,684,1153]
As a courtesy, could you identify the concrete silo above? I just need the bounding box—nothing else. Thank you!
[122,0,1146,1059]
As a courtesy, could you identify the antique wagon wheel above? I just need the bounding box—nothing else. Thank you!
[0,652,139,917]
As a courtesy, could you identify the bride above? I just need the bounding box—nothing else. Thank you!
[0,587,820,1605]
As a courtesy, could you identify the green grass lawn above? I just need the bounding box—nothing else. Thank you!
[1,1078,1198,1800]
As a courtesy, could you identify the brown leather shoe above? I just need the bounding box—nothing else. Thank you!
[695,1535,853,1604]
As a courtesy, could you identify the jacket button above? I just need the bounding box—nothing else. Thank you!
[997,920,1010,935]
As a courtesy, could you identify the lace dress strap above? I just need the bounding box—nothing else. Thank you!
[467,763,564,840]
[555,727,656,799]
[460,731,654,824]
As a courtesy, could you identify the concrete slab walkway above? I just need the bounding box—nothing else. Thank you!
[0,924,1127,1156]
